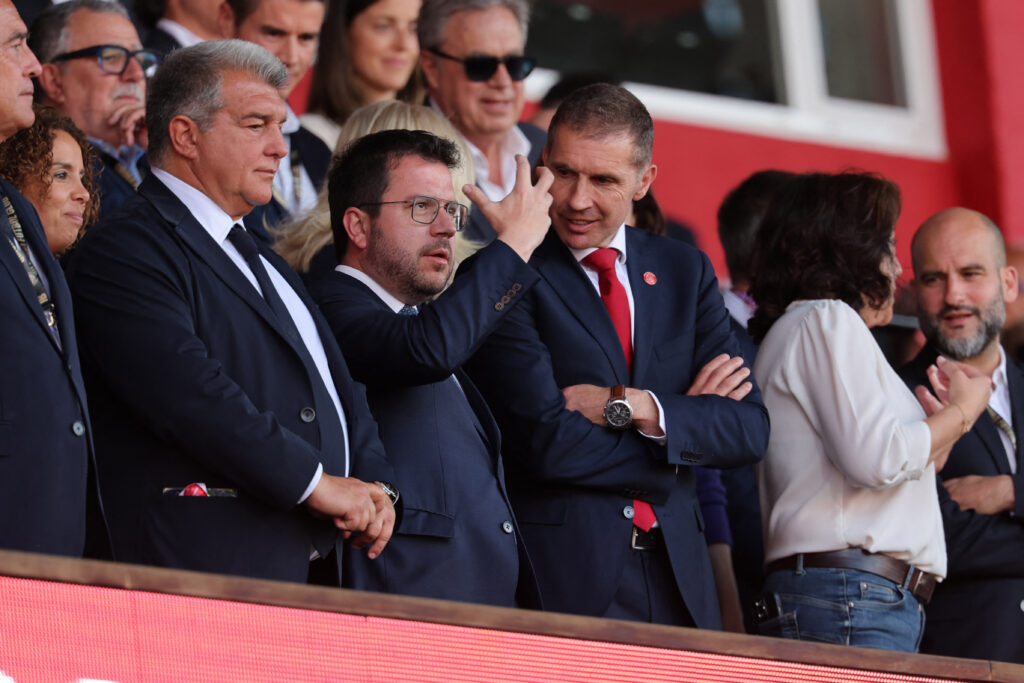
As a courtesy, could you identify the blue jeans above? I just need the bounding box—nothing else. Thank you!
[756,565,925,652]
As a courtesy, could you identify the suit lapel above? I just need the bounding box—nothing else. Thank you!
[142,177,308,354]
[0,182,65,353]
[533,232,630,383]
[625,229,657,383]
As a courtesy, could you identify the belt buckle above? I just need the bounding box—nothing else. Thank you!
[631,526,655,551]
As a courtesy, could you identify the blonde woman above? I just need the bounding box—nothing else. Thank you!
[276,100,480,275]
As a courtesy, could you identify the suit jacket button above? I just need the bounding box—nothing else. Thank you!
[71,421,85,436]
[501,521,514,534]
[623,505,634,520]
[512,283,522,292]
[1020,600,1024,613]
[300,407,316,423]
[494,302,504,311]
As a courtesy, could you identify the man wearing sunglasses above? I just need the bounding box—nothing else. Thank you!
[418,0,545,245]
[30,0,157,220]
[307,128,553,606]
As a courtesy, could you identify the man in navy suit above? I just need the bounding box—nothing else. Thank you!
[465,83,769,627]
[899,207,1024,663]
[308,130,552,606]
[0,0,97,557]
[418,0,545,244]
[68,40,396,584]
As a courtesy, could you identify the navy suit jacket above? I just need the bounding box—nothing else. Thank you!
[462,122,546,245]
[465,227,769,627]
[308,241,541,607]
[144,25,181,59]
[90,148,148,222]
[900,346,1024,663]
[0,178,93,556]
[68,174,392,582]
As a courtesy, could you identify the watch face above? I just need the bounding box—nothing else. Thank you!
[605,400,633,428]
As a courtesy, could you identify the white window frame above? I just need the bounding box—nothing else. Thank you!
[525,0,946,160]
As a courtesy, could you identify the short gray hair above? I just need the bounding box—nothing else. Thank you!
[417,0,529,51]
[146,40,287,164]
[28,0,132,64]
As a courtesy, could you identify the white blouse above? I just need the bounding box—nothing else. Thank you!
[754,299,946,577]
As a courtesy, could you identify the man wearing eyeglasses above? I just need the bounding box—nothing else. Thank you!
[306,128,552,605]
[30,0,158,221]
[418,0,543,245]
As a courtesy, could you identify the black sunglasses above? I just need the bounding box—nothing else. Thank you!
[51,44,160,78]
[428,48,535,82]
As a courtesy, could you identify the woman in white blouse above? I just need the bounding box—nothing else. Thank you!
[748,171,991,652]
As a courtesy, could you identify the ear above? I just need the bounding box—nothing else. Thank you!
[419,51,441,92]
[37,63,65,104]
[540,143,550,167]
[631,163,657,202]
[167,115,200,160]
[1003,265,1019,305]
[343,207,371,252]
[217,1,237,38]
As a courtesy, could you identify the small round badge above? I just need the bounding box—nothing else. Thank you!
[644,272,657,285]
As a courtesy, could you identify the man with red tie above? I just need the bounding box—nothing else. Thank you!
[465,83,769,627]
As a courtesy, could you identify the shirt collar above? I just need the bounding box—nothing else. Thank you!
[154,18,205,48]
[427,98,529,179]
[150,166,239,243]
[993,344,1010,395]
[89,137,145,167]
[570,224,628,265]
[335,264,408,313]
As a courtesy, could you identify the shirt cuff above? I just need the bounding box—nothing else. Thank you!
[636,390,667,445]
[298,463,323,504]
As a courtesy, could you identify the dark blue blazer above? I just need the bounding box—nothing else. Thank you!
[464,227,769,627]
[144,25,182,59]
[462,122,546,245]
[0,178,93,556]
[68,174,392,582]
[900,346,1024,663]
[308,241,542,607]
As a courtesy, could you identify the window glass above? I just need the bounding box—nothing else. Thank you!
[817,0,907,106]
[527,0,785,104]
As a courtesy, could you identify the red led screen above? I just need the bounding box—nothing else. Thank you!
[0,576,965,682]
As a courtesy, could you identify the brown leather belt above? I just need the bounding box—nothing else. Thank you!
[766,548,937,605]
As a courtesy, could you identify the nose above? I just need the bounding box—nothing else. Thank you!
[23,43,41,79]
[488,61,513,87]
[945,274,968,306]
[566,178,591,211]
[122,53,144,81]
[278,38,299,67]
[267,126,289,159]
[432,205,458,236]
[71,177,89,205]
[393,25,414,51]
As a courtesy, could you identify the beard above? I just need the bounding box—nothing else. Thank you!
[365,220,452,304]
[918,291,1005,360]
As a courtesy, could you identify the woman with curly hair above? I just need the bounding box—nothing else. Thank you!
[749,171,991,652]
[301,0,423,150]
[0,107,97,256]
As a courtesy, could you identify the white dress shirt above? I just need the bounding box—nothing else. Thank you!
[989,346,1016,473]
[151,168,351,499]
[755,299,945,577]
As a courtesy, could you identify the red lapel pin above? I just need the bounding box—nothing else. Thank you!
[644,272,657,285]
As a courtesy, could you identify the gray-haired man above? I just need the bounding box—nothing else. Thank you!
[418,0,544,244]
[68,40,397,584]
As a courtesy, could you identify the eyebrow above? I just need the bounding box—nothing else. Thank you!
[6,30,28,46]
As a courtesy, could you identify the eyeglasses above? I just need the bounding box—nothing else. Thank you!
[51,44,160,78]
[359,195,468,231]
[428,48,536,82]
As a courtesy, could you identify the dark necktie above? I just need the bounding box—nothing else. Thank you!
[582,248,657,532]
[2,195,61,346]
[228,224,300,343]
[987,406,1017,452]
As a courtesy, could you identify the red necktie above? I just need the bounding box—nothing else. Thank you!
[582,248,656,532]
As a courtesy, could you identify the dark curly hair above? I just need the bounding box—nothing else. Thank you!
[0,106,99,240]
[748,171,900,343]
